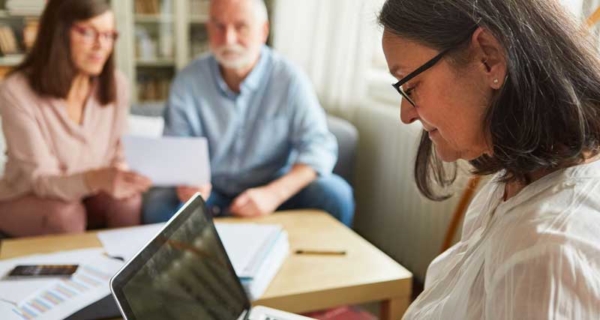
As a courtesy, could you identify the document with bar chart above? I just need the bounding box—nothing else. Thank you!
[0,249,123,320]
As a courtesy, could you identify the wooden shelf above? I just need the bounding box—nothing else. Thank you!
[190,14,208,24]
[0,54,24,67]
[135,59,176,67]
[134,14,174,23]
[0,10,42,18]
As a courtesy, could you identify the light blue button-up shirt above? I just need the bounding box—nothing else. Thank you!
[163,46,338,196]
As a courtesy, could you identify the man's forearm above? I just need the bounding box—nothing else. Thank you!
[266,164,317,204]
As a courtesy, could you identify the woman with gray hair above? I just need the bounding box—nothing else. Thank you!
[379,0,600,318]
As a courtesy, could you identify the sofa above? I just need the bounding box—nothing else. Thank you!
[130,103,359,185]
[0,104,358,189]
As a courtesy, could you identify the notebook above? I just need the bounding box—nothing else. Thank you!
[99,221,289,300]
[110,194,312,320]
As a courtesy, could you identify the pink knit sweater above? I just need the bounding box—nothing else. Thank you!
[0,71,129,201]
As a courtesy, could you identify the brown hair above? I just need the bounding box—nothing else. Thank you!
[380,0,600,200]
[14,0,116,105]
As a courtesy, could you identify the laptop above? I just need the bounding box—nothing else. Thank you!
[110,194,313,320]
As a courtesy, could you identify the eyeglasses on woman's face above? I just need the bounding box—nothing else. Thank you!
[392,27,478,107]
[391,48,450,108]
[71,24,119,46]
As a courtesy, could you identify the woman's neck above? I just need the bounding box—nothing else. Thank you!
[65,73,91,125]
[68,73,91,101]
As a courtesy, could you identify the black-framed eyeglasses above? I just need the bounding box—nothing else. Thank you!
[392,26,478,107]
[391,48,451,108]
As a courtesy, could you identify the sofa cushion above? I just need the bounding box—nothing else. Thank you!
[129,114,164,138]
[131,103,358,185]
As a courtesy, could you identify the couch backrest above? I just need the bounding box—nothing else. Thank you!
[131,103,359,185]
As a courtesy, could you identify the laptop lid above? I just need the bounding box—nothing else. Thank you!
[110,194,252,320]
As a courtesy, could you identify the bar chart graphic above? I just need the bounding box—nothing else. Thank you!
[11,265,113,320]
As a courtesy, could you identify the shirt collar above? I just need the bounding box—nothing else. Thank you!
[212,45,270,97]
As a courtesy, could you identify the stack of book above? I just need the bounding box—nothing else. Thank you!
[135,0,159,15]
[97,222,289,301]
[218,224,289,300]
[190,26,209,58]
[5,0,46,16]
[136,75,171,102]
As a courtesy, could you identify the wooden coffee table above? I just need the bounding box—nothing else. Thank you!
[0,210,412,319]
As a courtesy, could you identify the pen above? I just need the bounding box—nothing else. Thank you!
[295,249,347,256]
[103,252,125,262]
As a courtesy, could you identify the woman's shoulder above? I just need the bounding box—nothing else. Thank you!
[486,180,600,271]
[0,72,33,96]
[0,72,40,113]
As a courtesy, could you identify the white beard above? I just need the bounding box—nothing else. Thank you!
[212,44,254,70]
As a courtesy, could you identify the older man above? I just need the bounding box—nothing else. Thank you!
[143,0,354,226]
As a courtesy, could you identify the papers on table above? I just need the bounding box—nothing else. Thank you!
[97,223,165,261]
[97,223,289,300]
[122,135,211,187]
[216,224,285,278]
[0,249,123,320]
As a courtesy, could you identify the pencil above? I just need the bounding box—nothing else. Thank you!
[295,249,347,256]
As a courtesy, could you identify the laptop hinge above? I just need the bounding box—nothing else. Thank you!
[237,309,250,320]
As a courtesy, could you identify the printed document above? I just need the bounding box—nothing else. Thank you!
[122,135,211,186]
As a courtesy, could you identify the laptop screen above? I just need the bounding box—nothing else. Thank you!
[111,196,251,320]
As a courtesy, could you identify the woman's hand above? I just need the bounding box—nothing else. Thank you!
[85,168,152,199]
[176,184,212,203]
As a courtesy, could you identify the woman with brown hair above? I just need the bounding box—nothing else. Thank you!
[0,0,151,237]
[379,0,600,318]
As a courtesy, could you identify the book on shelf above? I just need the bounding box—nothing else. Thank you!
[158,23,174,59]
[190,26,209,58]
[135,26,157,60]
[0,25,19,56]
[136,76,171,102]
[135,0,173,15]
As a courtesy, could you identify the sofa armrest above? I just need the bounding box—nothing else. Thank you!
[327,115,358,185]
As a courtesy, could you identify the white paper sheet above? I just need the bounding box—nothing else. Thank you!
[97,223,284,278]
[122,135,211,187]
[97,223,166,261]
[0,249,123,320]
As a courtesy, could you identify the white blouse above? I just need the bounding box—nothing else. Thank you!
[404,160,600,320]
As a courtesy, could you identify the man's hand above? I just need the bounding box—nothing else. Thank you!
[176,184,212,203]
[229,186,283,218]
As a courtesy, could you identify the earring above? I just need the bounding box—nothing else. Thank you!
[493,79,499,84]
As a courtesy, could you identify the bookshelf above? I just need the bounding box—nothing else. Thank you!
[0,0,43,79]
[0,0,275,100]
[113,0,274,104]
